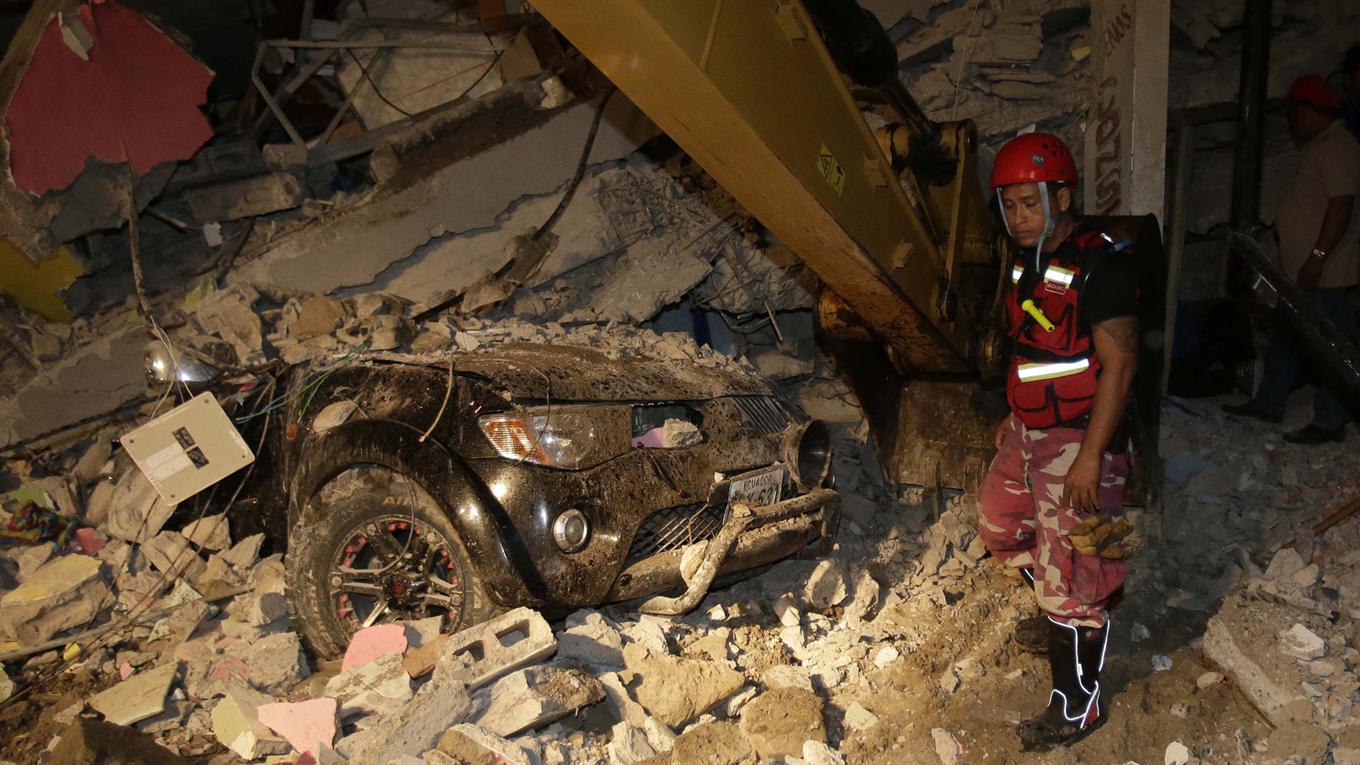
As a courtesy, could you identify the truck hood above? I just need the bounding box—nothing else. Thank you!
[369,343,773,402]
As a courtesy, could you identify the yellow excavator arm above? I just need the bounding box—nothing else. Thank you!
[531,0,1002,377]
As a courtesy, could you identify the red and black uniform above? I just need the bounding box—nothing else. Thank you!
[979,130,1142,752]
[1005,222,1139,432]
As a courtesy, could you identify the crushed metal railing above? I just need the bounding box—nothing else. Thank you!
[249,18,504,165]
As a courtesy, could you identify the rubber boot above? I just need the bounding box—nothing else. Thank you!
[1013,568,1046,654]
[1017,618,1109,751]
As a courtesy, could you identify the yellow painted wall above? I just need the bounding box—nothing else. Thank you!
[0,238,83,322]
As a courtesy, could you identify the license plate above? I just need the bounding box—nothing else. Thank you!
[728,466,783,509]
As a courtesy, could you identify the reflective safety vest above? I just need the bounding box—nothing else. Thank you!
[1005,225,1121,429]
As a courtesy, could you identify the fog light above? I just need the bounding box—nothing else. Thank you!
[784,420,831,492]
[552,509,591,553]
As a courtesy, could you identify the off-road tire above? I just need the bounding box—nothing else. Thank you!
[286,476,498,659]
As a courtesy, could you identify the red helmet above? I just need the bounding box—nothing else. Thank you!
[990,132,1078,189]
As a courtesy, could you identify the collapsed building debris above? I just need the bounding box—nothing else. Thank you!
[2,0,1360,763]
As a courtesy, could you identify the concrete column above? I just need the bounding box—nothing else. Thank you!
[1083,0,1171,222]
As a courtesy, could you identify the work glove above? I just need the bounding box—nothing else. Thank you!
[1067,514,1134,559]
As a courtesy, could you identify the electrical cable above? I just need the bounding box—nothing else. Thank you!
[344,47,414,118]
[532,88,617,242]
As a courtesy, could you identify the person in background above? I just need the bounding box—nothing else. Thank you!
[1223,74,1359,443]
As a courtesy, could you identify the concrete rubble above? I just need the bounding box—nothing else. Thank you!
[1,1,1359,763]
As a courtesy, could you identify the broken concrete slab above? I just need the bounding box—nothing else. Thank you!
[180,513,230,551]
[607,720,658,765]
[437,723,542,765]
[0,553,107,642]
[599,670,651,727]
[229,98,652,296]
[342,622,409,671]
[560,609,625,670]
[433,606,557,690]
[804,559,849,611]
[843,701,880,732]
[622,643,745,729]
[211,683,290,760]
[105,470,176,544]
[245,558,288,627]
[140,531,207,583]
[257,697,337,759]
[801,740,846,765]
[325,651,413,719]
[402,633,449,679]
[761,664,815,694]
[183,172,305,224]
[738,687,826,760]
[87,661,178,726]
[1280,623,1327,660]
[220,532,263,572]
[0,325,147,448]
[470,665,605,737]
[671,721,755,765]
[222,630,310,694]
[339,666,473,763]
[192,285,266,366]
[1203,592,1316,724]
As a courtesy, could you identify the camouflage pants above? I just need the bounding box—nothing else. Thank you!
[977,415,1129,628]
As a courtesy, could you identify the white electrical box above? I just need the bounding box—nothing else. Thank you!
[120,392,256,505]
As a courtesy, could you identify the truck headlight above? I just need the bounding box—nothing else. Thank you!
[478,405,630,469]
[784,420,831,492]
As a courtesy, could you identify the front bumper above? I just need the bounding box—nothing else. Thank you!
[602,488,840,610]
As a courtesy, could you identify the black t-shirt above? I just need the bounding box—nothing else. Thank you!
[1039,233,1139,329]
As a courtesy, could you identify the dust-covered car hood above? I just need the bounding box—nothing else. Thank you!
[366,343,774,402]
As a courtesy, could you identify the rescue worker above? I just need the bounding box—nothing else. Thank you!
[977,132,1140,751]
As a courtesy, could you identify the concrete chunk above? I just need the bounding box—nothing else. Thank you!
[437,724,541,765]
[559,609,625,669]
[342,623,408,670]
[221,630,310,694]
[672,722,754,765]
[211,683,290,760]
[221,533,264,571]
[843,701,879,732]
[622,643,744,728]
[105,471,175,544]
[433,607,557,690]
[88,662,177,727]
[803,559,849,610]
[257,697,337,759]
[470,665,605,737]
[0,554,107,642]
[1203,594,1312,723]
[761,664,814,693]
[324,651,413,719]
[607,721,657,765]
[739,687,826,760]
[140,532,207,583]
[180,514,230,551]
[339,667,473,762]
[1280,623,1327,660]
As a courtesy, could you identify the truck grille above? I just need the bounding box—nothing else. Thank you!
[626,503,724,562]
[731,395,788,436]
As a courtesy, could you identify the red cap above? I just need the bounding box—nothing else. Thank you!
[990,132,1078,189]
[1287,75,1341,110]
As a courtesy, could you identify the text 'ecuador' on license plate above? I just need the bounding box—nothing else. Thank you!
[728,466,783,509]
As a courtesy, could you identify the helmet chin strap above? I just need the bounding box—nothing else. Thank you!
[996,181,1059,275]
[1033,180,1055,273]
